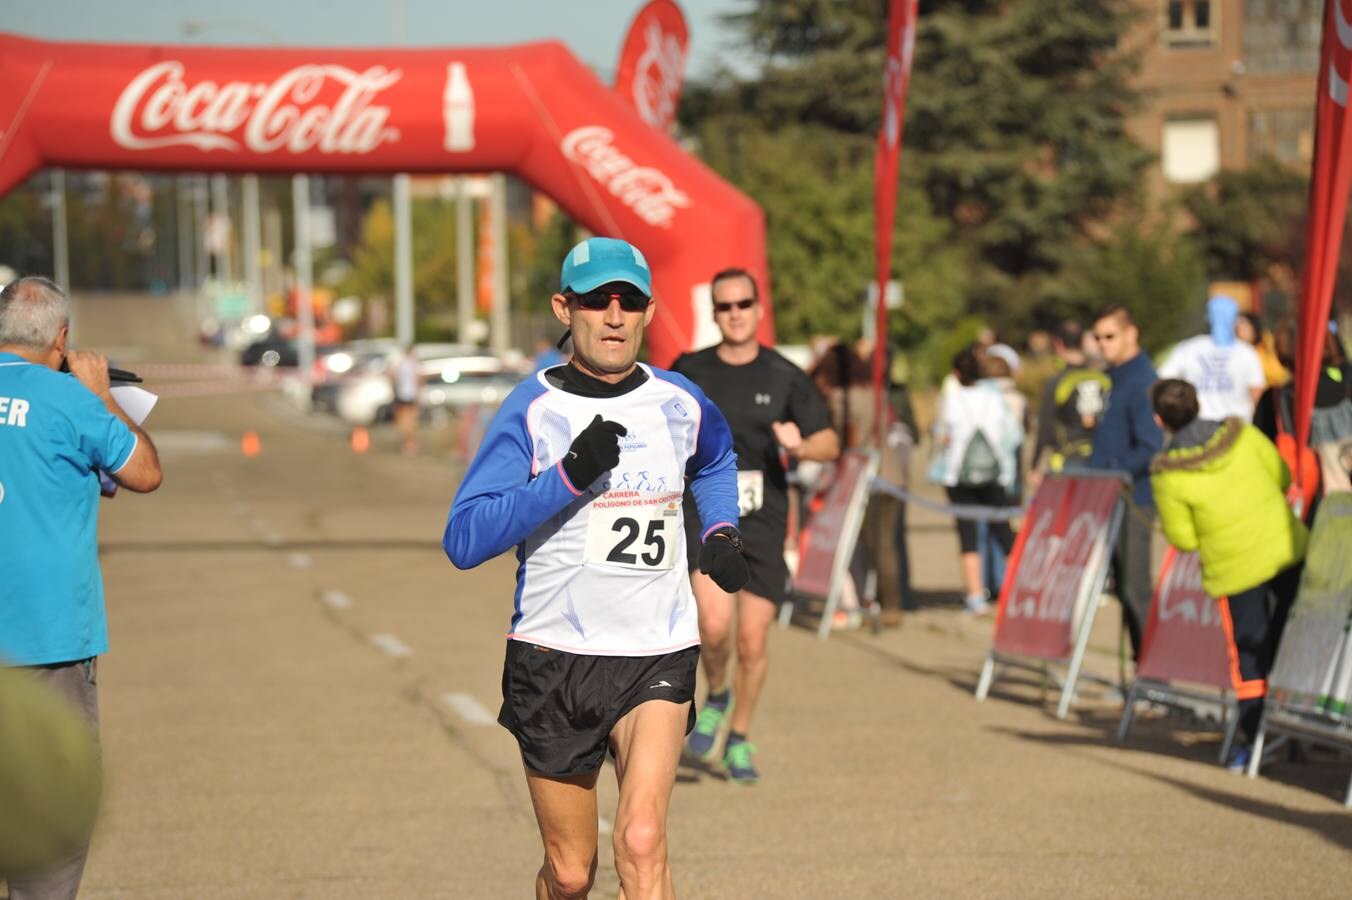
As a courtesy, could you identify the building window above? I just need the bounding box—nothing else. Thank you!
[1162,117,1221,183]
[1164,0,1216,47]
[1249,107,1315,166]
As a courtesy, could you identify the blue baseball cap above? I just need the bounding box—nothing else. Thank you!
[559,237,652,296]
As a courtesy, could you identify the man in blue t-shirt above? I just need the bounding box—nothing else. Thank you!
[0,276,162,899]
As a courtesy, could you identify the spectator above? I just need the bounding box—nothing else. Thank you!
[1087,305,1163,661]
[1158,295,1266,421]
[1031,320,1110,482]
[818,340,917,627]
[977,347,1026,595]
[929,346,1022,615]
[1236,311,1289,388]
[1149,378,1306,771]
[0,276,164,900]
[391,345,420,456]
[1254,320,1352,508]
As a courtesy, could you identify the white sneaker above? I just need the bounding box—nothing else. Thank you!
[963,594,991,616]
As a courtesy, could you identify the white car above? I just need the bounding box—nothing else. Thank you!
[334,345,510,425]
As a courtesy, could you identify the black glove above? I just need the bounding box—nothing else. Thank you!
[699,527,750,593]
[562,414,626,489]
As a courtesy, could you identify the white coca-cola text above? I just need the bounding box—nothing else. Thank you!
[561,126,689,228]
[1005,509,1104,622]
[1157,553,1219,626]
[631,20,686,131]
[111,61,402,155]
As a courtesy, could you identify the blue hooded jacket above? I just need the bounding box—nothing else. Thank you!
[1088,350,1164,510]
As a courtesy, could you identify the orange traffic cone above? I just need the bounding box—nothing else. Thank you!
[241,430,261,458]
[350,426,370,455]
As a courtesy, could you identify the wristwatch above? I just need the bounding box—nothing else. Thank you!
[708,526,744,553]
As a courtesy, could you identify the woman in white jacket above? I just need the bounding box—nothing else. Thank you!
[931,346,1023,614]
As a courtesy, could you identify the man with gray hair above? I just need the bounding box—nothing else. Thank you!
[0,276,162,899]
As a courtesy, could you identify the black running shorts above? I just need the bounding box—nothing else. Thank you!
[497,641,700,778]
[685,507,789,605]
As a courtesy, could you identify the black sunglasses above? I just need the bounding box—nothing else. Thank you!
[714,297,756,313]
[567,289,650,313]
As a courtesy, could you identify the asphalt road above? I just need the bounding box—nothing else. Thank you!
[26,293,1352,898]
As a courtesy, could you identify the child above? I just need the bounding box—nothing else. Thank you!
[1148,379,1307,770]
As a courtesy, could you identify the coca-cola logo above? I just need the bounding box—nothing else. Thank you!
[1006,509,1103,622]
[561,126,690,228]
[111,61,402,155]
[1157,552,1219,626]
[632,20,686,131]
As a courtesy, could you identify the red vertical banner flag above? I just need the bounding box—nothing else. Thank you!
[872,0,919,433]
[1293,0,1352,498]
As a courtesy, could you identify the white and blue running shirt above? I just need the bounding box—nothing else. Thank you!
[444,364,739,656]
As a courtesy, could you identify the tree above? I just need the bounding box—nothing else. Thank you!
[1059,211,1207,355]
[1182,157,1308,283]
[682,0,1150,365]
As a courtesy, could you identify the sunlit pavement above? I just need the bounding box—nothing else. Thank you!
[61,293,1352,899]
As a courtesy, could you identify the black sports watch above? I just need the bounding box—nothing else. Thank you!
[707,526,744,553]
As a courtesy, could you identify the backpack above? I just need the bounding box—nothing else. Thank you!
[958,429,1000,486]
[1050,367,1110,468]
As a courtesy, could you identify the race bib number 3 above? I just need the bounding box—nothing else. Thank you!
[584,492,681,570]
[737,470,764,517]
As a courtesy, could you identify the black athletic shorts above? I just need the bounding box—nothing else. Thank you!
[685,505,789,605]
[497,641,700,778]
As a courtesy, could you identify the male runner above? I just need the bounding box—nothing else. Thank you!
[444,238,748,899]
[672,268,839,784]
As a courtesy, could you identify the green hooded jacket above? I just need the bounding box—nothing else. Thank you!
[1150,418,1308,598]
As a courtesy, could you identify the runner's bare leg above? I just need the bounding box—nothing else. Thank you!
[608,699,690,900]
[691,570,734,693]
[523,764,601,899]
[728,590,776,735]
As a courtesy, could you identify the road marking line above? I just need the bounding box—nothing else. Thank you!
[598,817,613,835]
[321,590,352,610]
[263,533,284,546]
[370,633,413,658]
[288,552,311,569]
[442,692,496,726]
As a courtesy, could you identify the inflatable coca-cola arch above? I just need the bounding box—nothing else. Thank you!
[0,33,771,364]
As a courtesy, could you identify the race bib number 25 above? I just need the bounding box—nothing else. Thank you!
[584,492,682,570]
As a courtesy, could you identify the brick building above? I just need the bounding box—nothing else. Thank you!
[1127,0,1323,191]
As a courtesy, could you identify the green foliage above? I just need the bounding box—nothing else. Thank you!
[690,116,970,355]
[1061,211,1207,355]
[0,180,49,277]
[1182,157,1308,282]
[518,210,577,314]
[684,0,1150,356]
[340,195,467,311]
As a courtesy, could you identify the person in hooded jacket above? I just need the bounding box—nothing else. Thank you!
[1149,378,1307,771]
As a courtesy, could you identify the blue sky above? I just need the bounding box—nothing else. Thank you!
[2,0,747,80]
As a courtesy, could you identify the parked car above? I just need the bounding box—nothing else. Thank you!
[309,339,401,412]
[421,365,524,414]
[333,344,515,425]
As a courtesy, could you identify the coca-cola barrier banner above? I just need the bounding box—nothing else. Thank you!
[1135,548,1237,691]
[795,451,873,600]
[0,32,770,365]
[614,0,689,135]
[991,475,1122,660]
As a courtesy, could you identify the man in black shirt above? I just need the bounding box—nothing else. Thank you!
[1030,319,1109,486]
[672,268,839,784]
